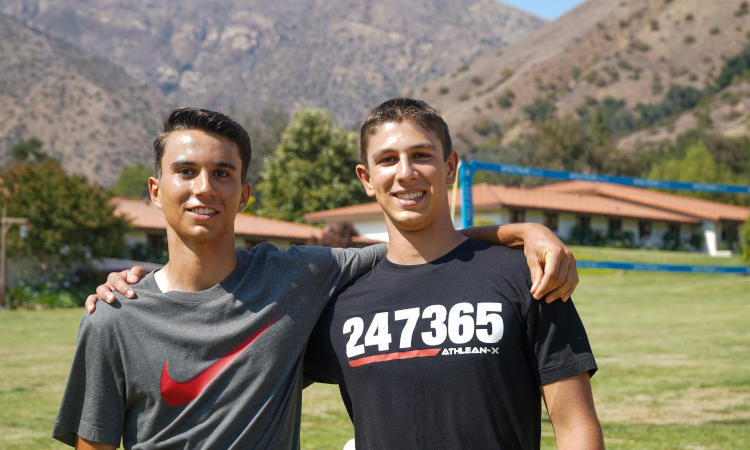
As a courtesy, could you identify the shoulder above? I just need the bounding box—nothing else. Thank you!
[83,281,150,332]
[463,239,530,276]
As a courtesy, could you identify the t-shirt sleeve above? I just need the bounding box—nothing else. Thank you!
[52,315,125,448]
[294,244,387,299]
[302,298,340,386]
[533,298,598,386]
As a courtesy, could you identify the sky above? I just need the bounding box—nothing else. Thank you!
[501,0,587,20]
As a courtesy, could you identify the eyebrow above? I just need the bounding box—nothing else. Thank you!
[170,160,238,171]
[371,143,437,160]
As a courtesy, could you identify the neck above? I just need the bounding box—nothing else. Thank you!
[155,228,239,292]
[384,206,467,265]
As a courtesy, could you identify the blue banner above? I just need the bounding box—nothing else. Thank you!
[577,260,750,274]
[467,161,750,195]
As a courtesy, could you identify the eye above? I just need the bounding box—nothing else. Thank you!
[176,167,194,176]
[377,156,398,165]
[215,169,230,178]
[414,152,433,159]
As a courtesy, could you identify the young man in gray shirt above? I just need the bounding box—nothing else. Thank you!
[56,108,579,449]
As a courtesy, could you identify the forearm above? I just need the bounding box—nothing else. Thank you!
[75,435,117,450]
[459,223,526,248]
[554,421,605,450]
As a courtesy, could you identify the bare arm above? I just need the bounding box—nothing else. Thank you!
[460,223,579,303]
[75,436,117,450]
[86,222,577,312]
[541,372,604,450]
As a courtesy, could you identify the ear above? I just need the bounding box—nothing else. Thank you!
[356,164,376,197]
[445,151,459,185]
[236,182,253,213]
[149,177,163,210]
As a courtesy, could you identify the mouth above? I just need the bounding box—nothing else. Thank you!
[187,206,219,217]
[393,191,426,202]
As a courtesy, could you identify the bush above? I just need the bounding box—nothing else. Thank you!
[7,270,103,309]
[742,215,750,264]
[438,86,450,95]
[635,84,703,126]
[522,98,557,122]
[458,93,470,101]
[496,89,515,108]
[716,34,750,89]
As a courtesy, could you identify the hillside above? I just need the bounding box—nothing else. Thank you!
[0,13,170,186]
[0,0,544,125]
[415,0,750,147]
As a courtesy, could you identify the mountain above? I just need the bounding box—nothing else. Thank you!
[0,0,544,125]
[0,13,170,185]
[414,0,750,146]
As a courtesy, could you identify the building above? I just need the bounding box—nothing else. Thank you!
[303,181,749,256]
[111,197,379,258]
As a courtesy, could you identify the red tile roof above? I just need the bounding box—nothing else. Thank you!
[111,197,381,244]
[303,182,748,225]
[534,181,750,222]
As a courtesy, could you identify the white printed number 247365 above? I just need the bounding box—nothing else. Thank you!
[343,303,503,358]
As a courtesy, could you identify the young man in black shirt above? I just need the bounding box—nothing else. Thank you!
[303,98,604,449]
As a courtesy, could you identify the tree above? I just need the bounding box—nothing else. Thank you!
[742,214,750,264]
[647,141,748,205]
[11,137,47,164]
[306,222,360,248]
[241,103,290,186]
[256,109,369,222]
[0,160,130,274]
[113,164,153,198]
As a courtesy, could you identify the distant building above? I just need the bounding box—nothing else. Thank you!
[111,197,379,263]
[303,181,749,256]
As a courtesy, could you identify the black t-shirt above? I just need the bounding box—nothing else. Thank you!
[304,239,597,450]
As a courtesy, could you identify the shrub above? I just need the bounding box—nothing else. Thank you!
[438,86,449,95]
[496,89,516,108]
[470,76,483,86]
[458,93,470,101]
[684,35,696,44]
[522,98,557,122]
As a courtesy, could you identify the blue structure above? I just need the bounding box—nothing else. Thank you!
[459,160,749,274]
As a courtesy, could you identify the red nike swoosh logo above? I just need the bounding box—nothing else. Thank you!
[160,316,280,406]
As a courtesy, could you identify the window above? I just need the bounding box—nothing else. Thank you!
[577,215,591,230]
[667,223,681,239]
[510,209,525,223]
[722,222,739,242]
[608,218,622,237]
[639,221,652,239]
[544,213,558,232]
[147,234,168,257]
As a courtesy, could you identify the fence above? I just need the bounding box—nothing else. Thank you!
[458,160,750,274]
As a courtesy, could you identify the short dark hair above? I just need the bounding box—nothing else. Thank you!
[153,107,252,181]
[359,98,452,165]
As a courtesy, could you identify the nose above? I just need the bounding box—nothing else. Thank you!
[395,156,418,184]
[193,169,216,197]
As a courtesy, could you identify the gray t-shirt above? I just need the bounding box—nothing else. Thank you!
[53,243,387,449]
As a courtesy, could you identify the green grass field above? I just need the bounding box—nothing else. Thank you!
[2,259,749,449]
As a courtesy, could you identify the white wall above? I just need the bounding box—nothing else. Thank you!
[351,217,389,241]
[622,218,639,237]
[591,216,608,234]
[124,231,148,248]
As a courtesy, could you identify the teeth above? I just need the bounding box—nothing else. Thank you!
[396,192,424,200]
[192,207,216,215]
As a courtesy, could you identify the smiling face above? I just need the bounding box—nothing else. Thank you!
[149,129,251,245]
[356,121,458,234]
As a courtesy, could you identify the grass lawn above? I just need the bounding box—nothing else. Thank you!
[2,266,749,449]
